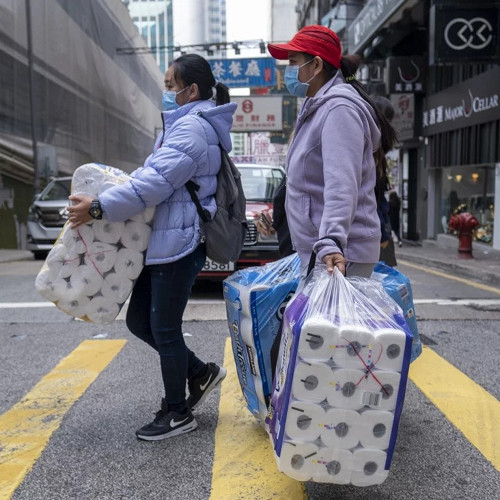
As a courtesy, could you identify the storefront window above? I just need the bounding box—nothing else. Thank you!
[440,165,494,244]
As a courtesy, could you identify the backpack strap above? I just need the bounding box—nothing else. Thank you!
[306,236,344,276]
[186,180,211,223]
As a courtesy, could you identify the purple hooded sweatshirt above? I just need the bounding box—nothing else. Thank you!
[285,73,382,269]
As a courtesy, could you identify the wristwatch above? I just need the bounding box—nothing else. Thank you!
[88,199,103,220]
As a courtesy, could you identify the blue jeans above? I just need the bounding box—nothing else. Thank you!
[126,244,207,412]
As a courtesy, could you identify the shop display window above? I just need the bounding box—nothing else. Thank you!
[440,165,494,244]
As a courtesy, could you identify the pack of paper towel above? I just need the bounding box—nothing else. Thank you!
[265,266,413,486]
[35,163,155,324]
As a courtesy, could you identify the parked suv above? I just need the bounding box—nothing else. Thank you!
[26,177,72,259]
[199,163,286,280]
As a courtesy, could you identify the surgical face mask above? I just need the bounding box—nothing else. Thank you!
[162,86,189,111]
[284,58,315,98]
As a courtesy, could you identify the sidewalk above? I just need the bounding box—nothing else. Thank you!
[2,235,500,287]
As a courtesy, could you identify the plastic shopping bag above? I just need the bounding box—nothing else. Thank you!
[266,266,412,486]
[371,262,422,362]
[223,253,301,423]
[35,163,155,324]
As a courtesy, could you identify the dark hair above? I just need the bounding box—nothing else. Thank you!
[172,53,230,106]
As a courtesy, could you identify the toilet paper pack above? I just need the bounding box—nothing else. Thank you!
[35,163,155,324]
[266,266,412,486]
[223,253,301,423]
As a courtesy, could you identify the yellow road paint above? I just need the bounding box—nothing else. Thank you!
[409,346,500,472]
[398,259,500,295]
[0,339,126,499]
[210,339,307,500]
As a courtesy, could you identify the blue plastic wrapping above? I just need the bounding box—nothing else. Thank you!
[222,253,301,423]
[371,262,422,362]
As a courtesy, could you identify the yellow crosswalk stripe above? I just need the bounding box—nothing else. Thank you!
[409,346,500,472]
[210,339,307,500]
[0,339,126,500]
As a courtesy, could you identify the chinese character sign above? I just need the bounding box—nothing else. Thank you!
[209,58,276,88]
[232,97,283,131]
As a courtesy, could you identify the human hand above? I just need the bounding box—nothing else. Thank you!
[322,252,346,275]
[380,240,389,249]
[255,210,275,237]
[67,195,94,228]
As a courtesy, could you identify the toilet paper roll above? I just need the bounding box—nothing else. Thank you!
[350,449,389,487]
[130,206,155,224]
[35,269,60,302]
[358,410,394,450]
[84,242,117,274]
[332,325,375,369]
[92,220,124,245]
[312,448,353,484]
[285,401,325,441]
[278,442,319,482]
[240,316,254,347]
[100,272,133,304]
[362,370,401,411]
[233,283,270,317]
[320,408,361,449]
[46,244,81,279]
[53,278,82,301]
[72,164,105,197]
[69,265,104,297]
[61,224,94,255]
[292,361,332,403]
[298,317,338,362]
[120,221,151,252]
[372,328,407,371]
[56,295,91,318]
[327,368,366,410]
[114,248,144,280]
[85,296,120,324]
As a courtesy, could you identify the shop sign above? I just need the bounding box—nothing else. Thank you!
[390,93,415,141]
[430,6,499,64]
[387,57,426,94]
[347,0,405,53]
[232,96,283,131]
[209,58,276,88]
[422,67,500,135]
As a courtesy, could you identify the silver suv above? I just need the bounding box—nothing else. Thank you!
[26,177,72,259]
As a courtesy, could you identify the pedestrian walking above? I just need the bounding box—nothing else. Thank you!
[389,191,403,247]
[267,25,397,278]
[67,54,236,440]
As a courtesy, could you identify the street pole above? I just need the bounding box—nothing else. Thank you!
[25,0,40,195]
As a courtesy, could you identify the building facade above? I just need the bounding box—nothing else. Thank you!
[0,0,164,249]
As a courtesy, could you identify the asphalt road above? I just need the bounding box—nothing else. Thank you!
[0,259,499,500]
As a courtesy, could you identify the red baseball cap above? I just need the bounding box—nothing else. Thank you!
[267,25,342,69]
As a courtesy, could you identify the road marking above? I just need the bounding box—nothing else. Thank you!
[398,259,500,295]
[414,298,500,306]
[0,339,126,499]
[409,346,500,472]
[210,339,306,500]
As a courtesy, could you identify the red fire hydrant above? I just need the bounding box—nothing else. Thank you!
[448,212,479,259]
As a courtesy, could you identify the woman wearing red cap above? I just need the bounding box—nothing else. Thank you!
[268,25,397,278]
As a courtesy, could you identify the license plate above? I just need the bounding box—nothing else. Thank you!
[202,258,235,272]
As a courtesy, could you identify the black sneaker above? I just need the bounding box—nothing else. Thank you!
[136,399,197,441]
[187,363,227,410]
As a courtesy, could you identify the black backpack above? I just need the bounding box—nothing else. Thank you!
[186,140,248,265]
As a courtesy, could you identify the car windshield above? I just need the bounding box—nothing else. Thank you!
[39,179,71,201]
[238,166,285,202]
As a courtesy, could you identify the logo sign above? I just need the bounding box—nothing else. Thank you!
[422,67,500,135]
[232,96,283,131]
[390,93,415,141]
[430,6,499,63]
[347,0,405,53]
[209,58,276,88]
[387,57,426,94]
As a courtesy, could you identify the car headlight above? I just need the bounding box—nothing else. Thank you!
[28,206,39,222]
